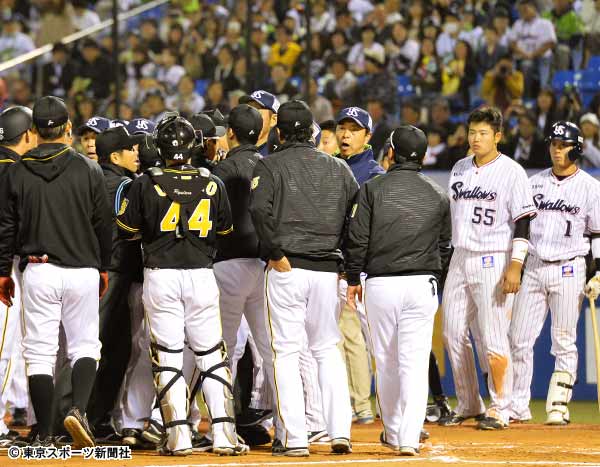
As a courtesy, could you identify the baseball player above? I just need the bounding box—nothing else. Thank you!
[345,125,451,455]
[0,106,37,445]
[239,90,280,156]
[76,116,111,161]
[0,96,112,447]
[510,121,600,425]
[442,106,536,429]
[250,100,359,456]
[116,113,247,456]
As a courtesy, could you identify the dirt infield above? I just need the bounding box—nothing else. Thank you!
[3,418,600,467]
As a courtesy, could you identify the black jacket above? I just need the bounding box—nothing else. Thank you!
[0,143,112,275]
[250,141,359,272]
[213,144,262,261]
[344,161,452,285]
[101,163,143,276]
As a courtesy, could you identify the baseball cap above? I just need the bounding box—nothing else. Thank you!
[581,112,600,127]
[0,106,32,142]
[239,90,280,114]
[189,113,226,139]
[33,96,69,129]
[390,125,427,160]
[76,116,110,135]
[277,100,313,132]
[364,49,385,67]
[228,104,263,142]
[336,107,373,133]
[96,126,144,162]
[127,118,156,135]
[202,108,227,127]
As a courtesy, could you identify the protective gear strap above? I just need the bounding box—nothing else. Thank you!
[546,371,574,414]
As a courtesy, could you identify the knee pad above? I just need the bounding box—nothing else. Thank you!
[546,371,574,418]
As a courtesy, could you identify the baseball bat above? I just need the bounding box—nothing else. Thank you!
[589,298,600,413]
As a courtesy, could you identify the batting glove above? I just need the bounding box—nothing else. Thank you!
[585,275,600,300]
[0,277,15,308]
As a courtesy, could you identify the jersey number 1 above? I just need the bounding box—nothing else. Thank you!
[160,200,212,237]
[564,220,572,237]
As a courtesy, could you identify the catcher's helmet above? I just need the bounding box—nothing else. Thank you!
[154,112,196,162]
[0,106,33,143]
[547,121,583,161]
[390,125,427,164]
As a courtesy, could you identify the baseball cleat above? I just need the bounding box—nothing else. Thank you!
[420,429,430,442]
[31,434,56,447]
[355,409,374,424]
[331,437,352,454]
[213,443,250,456]
[158,445,193,456]
[380,432,399,451]
[438,411,485,426]
[192,433,213,452]
[477,416,507,430]
[0,430,20,447]
[64,407,95,448]
[308,430,329,443]
[272,438,310,457]
[140,418,164,444]
[545,411,570,426]
[121,428,156,449]
[400,446,418,456]
[236,408,273,427]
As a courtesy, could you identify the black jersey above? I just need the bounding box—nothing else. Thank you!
[116,164,233,269]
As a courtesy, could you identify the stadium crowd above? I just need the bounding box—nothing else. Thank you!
[2,0,600,169]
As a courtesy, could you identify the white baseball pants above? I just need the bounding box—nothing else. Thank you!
[22,263,101,377]
[509,254,585,420]
[443,248,514,424]
[365,275,438,449]
[265,268,351,448]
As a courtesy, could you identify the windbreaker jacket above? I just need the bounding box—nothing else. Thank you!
[250,141,359,272]
[339,145,385,186]
[0,143,112,275]
[344,161,452,285]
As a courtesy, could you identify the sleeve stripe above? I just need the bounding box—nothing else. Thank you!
[116,218,139,233]
[114,179,132,215]
[217,225,234,235]
[513,210,537,222]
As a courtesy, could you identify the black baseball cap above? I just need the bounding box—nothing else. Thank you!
[229,104,262,142]
[33,96,69,129]
[189,113,226,139]
[96,126,144,162]
[277,100,313,132]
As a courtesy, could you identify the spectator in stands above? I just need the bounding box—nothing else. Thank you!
[250,25,271,63]
[347,25,385,75]
[493,7,513,48]
[439,122,470,168]
[216,20,244,54]
[311,0,336,34]
[139,18,164,54]
[422,125,447,167]
[543,0,585,70]
[557,82,583,121]
[317,119,339,155]
[581,0,600,65]
[580,112,600,166]
[385,20,420,75]
[7,78,34,108]
[412,37,442,98]
[436,9,461,61]
[477,23,509,74]
[501,110,550,168]
[268,24,302,71]
[71,0,100,31]
[309,33,328,76]
[166,24,186,56]
[366,97,393,157]
[36,0,75,46]
[75,38,113,99]
[400,98,422,126]
[429,97,457,142]
[534,87,559,136]
[0,14,35,64]
[73,93,97,128]
[264,63,299,104]
[204,81,230,114]
[441,40,477,110]
[459,5,484,51]
[166,75,206,117]
[481,54,525,113]
[156,48,186,95]
[407,0,427,39]
[510,0,557,98]
[308,78,334,123]
[367,4,392,43]
[323,29,351,63]
[213,45,240,94]
[41,43,76,98]
[362,49,397,114]
[323,56,358,112]
[143,89,168,121]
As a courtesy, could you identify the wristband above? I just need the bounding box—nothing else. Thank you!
[511,238,529,264]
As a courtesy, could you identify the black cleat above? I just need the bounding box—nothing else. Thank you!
[236,424,271,446]
[477,416,507,430]
[439,411,485,426]
[64,407,95,448]
[272,438,309,457]
[236,408,272,427]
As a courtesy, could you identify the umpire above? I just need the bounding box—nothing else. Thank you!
[344,126,451,456]
[250,100,359,456]
[0,96,112,447]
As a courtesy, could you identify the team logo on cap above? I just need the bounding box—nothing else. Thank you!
[251,91,264,99]
[553,125,565,136]
[87,117,98,127]
[345,107,360,117]
[48,119,54,126]
[294,121,301,127]
[136,120,149,130]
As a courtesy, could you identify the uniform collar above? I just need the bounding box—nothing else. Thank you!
[227,144,259,158]
[0,145,20,163]
[550,168,580,185]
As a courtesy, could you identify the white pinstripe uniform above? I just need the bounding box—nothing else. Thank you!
[509,169,600,420]
[443,154,536,424]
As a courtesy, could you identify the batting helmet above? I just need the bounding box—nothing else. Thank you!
[547,121,583,161]
[390,125,428,164]
[154,112,196,162]
[0,106,33,144]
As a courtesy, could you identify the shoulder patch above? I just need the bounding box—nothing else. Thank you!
[251,176,260,190]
